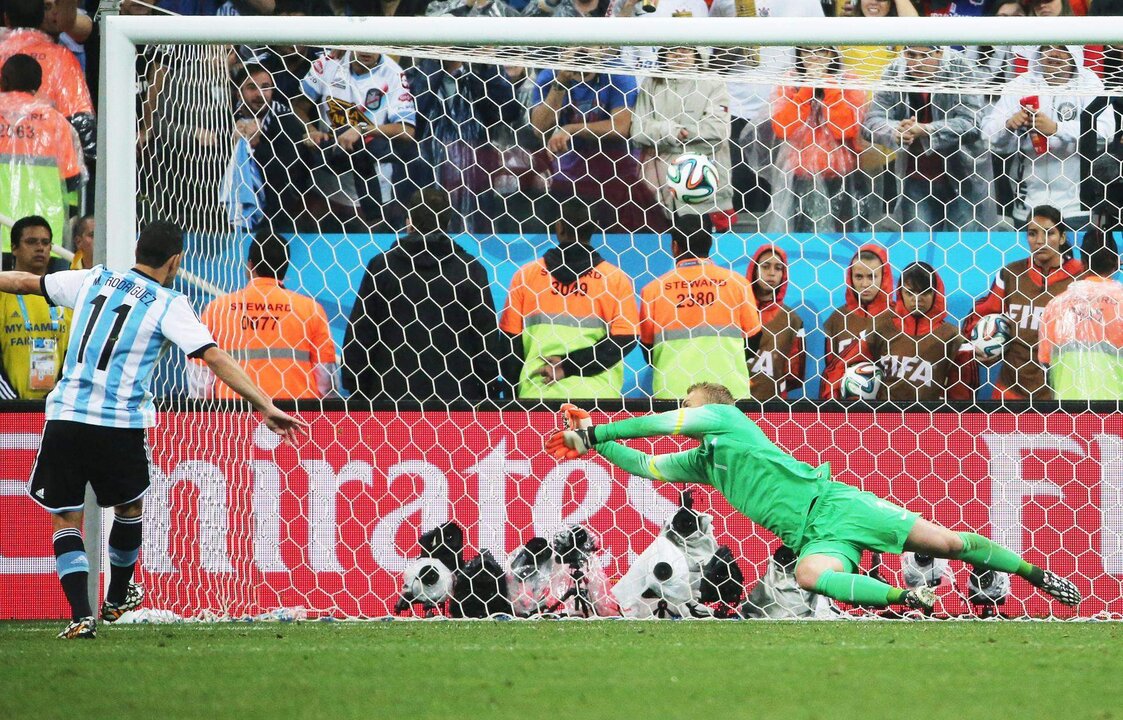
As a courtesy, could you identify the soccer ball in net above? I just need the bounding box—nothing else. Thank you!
[969,313,1014,360]
[839,362,883,401]
[665,153,718,205]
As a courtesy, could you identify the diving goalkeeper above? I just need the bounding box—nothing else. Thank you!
[545,383,1081,611]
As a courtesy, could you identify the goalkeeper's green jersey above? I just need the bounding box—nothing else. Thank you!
[594,405,830,549]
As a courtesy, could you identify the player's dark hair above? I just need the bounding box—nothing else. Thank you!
[407,188,452,236]
[248,227,289,280]
[1081,227,1121,276]
[669,214,714,259]
[900,262,937,294]
[0,54,42,93]
[686,382,736,406]
[10,215,51,247]
[135,220,184,268]
[4,0,45,29]
[556,199,596,246]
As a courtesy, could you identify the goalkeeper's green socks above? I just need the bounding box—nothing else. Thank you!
[954,532,1045,585]
[813,569,908,607]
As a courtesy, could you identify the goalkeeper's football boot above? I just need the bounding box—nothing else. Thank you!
[101,582,145,622]
[57,616,97,640]
[902,586,937,613]
[1037,570,1081,606]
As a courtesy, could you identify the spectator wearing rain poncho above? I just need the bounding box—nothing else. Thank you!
[768,46,868,234]
[1039,227,1123,400]
[630,43,736,229]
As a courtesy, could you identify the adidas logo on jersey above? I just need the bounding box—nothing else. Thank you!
[8,310,20,319]
[35,488,45,498]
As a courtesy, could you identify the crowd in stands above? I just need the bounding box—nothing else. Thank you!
[1,0,1122,403]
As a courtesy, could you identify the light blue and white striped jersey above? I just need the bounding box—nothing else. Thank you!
[41,265,216,428]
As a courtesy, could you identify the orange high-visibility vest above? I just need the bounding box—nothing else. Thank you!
[200,277,336,399]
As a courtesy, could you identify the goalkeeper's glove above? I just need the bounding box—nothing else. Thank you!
[560,403,591,431]
[547,404,596,459]
[545,426,597,460]
[545,427,596,460]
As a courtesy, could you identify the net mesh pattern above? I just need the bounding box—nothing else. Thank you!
[115,32,1123,621]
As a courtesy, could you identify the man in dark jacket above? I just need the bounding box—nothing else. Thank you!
[343,188,500,403]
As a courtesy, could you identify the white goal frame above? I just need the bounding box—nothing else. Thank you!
[87,13,1123,616]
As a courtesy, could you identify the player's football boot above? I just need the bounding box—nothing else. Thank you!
[57,616,97,640]
[101,582,145,622]
[1037,571,1081,606]
[902,586,937,613]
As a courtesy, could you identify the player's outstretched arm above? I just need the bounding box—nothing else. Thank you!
[545,405,724,481]
[201,346,309,444]
[0,271,46,296]
[596,441,709,485]
[593,406,730,444]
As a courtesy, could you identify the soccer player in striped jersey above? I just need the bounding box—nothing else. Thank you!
[0,220,306,639]
[547,384,1083,613]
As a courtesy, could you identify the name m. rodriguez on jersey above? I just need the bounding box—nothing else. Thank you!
[96,273,157,307]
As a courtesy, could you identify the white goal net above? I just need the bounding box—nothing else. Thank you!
[8,13,1121,622]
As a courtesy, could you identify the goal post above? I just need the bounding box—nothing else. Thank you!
[63,12,1123,621]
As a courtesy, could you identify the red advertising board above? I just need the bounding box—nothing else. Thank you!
[2,409,1121,619]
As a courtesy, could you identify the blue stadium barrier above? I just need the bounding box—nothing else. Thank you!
[163,229,1056,400]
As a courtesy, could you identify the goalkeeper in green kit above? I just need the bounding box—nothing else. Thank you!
[545,383,1081,612]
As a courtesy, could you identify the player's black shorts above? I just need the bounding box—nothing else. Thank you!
[27,420,151,513]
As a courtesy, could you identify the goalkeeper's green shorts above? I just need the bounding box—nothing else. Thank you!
[797,482,920,572]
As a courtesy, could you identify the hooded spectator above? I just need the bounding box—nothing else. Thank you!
[856,262,978,401]
[343,188,501,403]
[747,244,806,400]
[769,46,867,234]
[821,244,895,398]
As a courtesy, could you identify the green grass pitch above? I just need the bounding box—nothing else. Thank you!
[3,620,1122,720]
